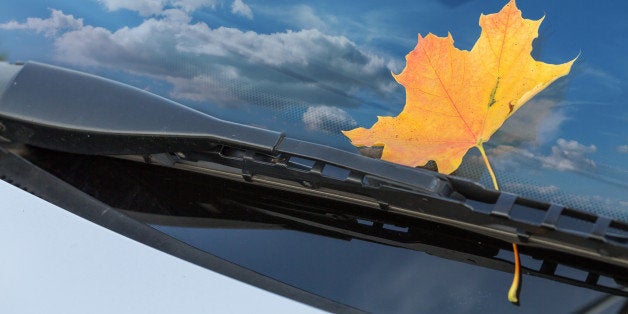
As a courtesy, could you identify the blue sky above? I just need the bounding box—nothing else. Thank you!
[0,0,626,219]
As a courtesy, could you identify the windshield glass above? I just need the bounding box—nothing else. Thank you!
[1,0,626,221]
[2,1,627,312]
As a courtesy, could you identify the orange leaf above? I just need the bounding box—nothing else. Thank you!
[342,0,575,174]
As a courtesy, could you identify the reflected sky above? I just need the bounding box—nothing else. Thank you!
[0,0,626,219]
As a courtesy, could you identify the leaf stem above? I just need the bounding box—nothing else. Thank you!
[476,143,498,190]
[476,142,520,305]
[508,242,521,305]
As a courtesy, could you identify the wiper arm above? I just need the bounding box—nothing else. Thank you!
[1,61,627,289]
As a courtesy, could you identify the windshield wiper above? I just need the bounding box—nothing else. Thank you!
[1,61,627,296]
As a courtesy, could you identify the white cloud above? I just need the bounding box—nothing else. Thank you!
[0,9,83,37]
[489,139,598,173]
[539,138,596,171]
[502,181,628,221]
[502,182,560,195]
[579,66,622,98]
[45,9,394,107]
[231,0,253,19]
[98,0,167,16]
[160,8,194,23]
[256,4,332,33]
[302,105,357,133]
[489,145,534,159]
[618,145,628,153]
[98,0,219,16]
[492,95,570,147]
[173,0,220,12]
[287,5,327,31]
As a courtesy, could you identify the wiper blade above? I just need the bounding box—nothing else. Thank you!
[135,146,628,269]
[1,61,627,286]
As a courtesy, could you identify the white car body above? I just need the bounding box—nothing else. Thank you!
[0,179,324,314]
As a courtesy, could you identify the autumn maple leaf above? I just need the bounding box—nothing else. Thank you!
[343,0,575,176]
[343,0,576,305]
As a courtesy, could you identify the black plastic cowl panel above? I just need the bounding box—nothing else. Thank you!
[0,62,283,154]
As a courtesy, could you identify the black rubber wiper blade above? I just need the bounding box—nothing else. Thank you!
[144,146,628,273]
[1,61,626,278]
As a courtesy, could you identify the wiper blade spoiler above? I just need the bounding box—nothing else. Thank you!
[0,62,283,153]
